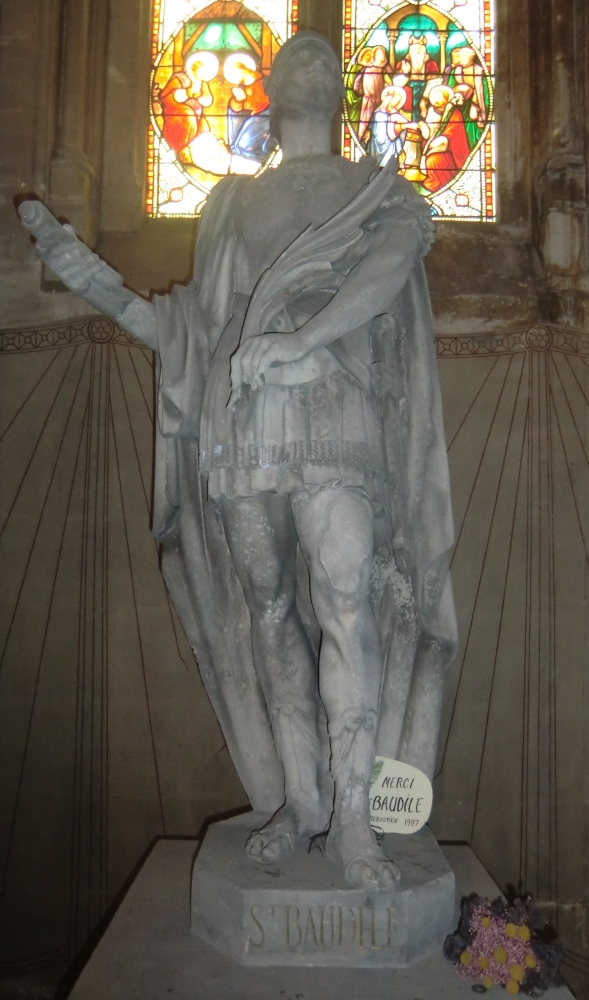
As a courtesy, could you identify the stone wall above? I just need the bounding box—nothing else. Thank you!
[0,320,248,999]
[0,0,587,997]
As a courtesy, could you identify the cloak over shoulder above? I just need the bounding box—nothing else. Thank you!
[152,165,457,811]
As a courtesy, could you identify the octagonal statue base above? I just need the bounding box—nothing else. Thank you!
[190,813,455,967]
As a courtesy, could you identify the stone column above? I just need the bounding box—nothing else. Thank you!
[534,0,589,329]
[48,0,109,246]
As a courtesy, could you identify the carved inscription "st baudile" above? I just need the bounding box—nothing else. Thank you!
[246,903,397,952]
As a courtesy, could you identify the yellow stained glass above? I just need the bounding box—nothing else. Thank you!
[147,0,298,217]
[342,0,496,221]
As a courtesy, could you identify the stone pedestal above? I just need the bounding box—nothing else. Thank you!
[67,836,574,1000]
[191,813,454,967]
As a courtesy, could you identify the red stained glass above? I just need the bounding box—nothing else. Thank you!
[147,0,298,217]
[341,0,496,222]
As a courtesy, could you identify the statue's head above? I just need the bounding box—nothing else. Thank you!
[265,31,344,125]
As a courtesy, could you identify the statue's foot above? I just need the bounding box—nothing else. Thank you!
[246,799,329,865]
[327,814,401,890]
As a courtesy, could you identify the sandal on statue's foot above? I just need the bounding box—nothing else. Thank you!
[327,814,401,890]
[246,799,329,865]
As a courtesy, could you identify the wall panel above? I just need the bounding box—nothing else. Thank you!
[0,321,247,996]
[434,327,589,998]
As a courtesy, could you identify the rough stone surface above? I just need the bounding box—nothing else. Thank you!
[191,813,455,966]
[67,837,574,1000]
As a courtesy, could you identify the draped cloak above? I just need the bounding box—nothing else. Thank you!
[152,164,458,814]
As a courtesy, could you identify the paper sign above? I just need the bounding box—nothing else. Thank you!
[369,757,433,835]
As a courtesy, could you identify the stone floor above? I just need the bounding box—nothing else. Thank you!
[68,838,574,1000]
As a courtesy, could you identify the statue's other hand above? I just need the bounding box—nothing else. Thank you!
[230,333,307,395]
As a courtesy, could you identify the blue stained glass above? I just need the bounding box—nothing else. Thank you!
[147,0,298,218]
[368,28,390,48]
[342,0,496,223]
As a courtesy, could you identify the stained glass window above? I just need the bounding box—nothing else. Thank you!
[342,0,496,221]
[147,0,298,217]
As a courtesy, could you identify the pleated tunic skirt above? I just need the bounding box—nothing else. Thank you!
[198,296,387,502]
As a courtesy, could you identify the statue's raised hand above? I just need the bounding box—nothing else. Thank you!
[18,201,157,350]
[19,202,122,291]
[46,225,117,294]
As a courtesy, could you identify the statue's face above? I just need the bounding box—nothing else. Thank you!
[269,42,342,118]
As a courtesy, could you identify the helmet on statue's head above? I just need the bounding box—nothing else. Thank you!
[264,31,344,123]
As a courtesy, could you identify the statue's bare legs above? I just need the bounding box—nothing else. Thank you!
[221,494,330,863]
[292,488,399,889]
[222,487,400,888]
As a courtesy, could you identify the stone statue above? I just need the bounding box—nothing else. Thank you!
[19,32,457,893]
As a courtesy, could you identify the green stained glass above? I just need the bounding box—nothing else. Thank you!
[147,0,298,218]
[245,21,263,44]
[394,13,441,60]
[341,0,496,223]
[198,22,251,50]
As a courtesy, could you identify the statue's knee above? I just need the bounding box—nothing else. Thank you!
[243,569,294,621]
[316,492,372,598]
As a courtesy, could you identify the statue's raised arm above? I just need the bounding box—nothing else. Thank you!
[18,201,157,350]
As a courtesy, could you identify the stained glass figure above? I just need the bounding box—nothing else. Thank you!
[148,0,298,217]
[342,0,495,221]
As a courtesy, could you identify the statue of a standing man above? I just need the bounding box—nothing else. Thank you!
[20,32,457,891]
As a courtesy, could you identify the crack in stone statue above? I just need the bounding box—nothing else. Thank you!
[19,32,457,893]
